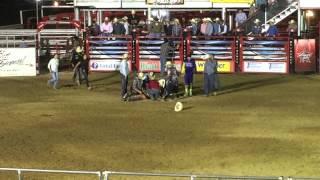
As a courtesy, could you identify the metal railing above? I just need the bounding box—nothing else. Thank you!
[3,168,319,180]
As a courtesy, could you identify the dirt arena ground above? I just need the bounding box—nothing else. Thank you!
[0,72,320,179]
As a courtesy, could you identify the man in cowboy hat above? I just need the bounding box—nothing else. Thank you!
[266,20,278,37]
[203,54,219,97]
[252,19,262,36]
[287,19,297,33]
[71,45,84,86]
[119,53,130,100]
[126,72,148,101]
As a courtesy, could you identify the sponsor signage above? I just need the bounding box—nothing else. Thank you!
[0,48,36,77]
[211,0,253,3]
[146,0,184,5]
[243,61,287,73]
[89,60,131,72]
[139,60,182,72]
[294,39,316,72]
[195,60,234,73]
[299,0,320,9]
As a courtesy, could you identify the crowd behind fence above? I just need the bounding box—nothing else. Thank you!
[0,168,320,180]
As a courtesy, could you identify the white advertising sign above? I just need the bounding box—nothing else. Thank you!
[89,60,131,72]
[243,61,287,73]
[299,0,320,9]
[0,48,36,77]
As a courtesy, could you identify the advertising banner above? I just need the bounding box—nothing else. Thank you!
[0,48,36,77]
[139,60,182,72]
[294,39,316,72]
[195,60,234,73]
[89,60,131,72]
[243,61,287,73]
[211,0,253,3]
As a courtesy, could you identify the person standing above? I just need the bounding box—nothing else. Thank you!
[235,9,247,27]
[252,19,262,36]
[160,39,178,76]
[100,17,113,36]
[119,53,130,100]
[75,54,92,90]
[113,17,126,35]
[47,54,60,90]
[71,46,83,85]
[182,55,197,97]
[266,20,279,37]
[203,54,219,96]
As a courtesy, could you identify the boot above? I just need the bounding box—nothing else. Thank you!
[189,84,193,96]
[184,85,189,97]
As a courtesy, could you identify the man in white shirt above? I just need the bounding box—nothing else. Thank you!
[119,53,130,100]
[47,54,60,89]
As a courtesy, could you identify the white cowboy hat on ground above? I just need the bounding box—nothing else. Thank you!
[174,102,183,112]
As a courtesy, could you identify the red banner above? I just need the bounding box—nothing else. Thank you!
[295,39,316,72]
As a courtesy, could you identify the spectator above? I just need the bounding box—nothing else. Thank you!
[146,72,161,101]
[19,37,28,48]
[266,20,278,37]
[160,39,178,76]
[203,54,219,97]
[171,18,182,37]
[287,19,297,34]
[249,3,257,17]
[163,19,172,36]
[219,20,228,36]
[89,20,100,36]
[252,19,262,36]
[129,10,139,29]
[212,18,221,36]
[119,53,130,100]
[47,54,60,90]
[122,16,130,35]
[200,18,213,37]
[149,17,163,39]
[190,18,199,36]
[100,17,113,36]
[113,17,126,35]
[256,0,267,10]
[235,9,247,27]
[182,54,197,97]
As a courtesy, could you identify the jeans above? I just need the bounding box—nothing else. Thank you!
[160,55,166,76]
[204,73,219,95]
[48,71,59,89]
[121,74,128,98]
[80,67,90,87]
[148,89,160,100]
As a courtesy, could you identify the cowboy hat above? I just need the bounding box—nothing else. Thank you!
[122,53,129,60]
[76,46,83,53]
[166,61,172,67]
[158,79,166,88]
[215,17,220,22]
[138,72,144,80]
[288,19,296,24]
[201,54,212,60]
[254,19,261,24]
[122,16,128,20]
[174,102,184,112]
[206,18,212,22]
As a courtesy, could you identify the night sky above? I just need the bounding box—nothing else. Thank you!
[0,0,34,25]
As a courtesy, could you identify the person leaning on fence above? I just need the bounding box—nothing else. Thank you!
[71,46,84,86]
[89,19,101,36]
[47,54,60,90]
[100,17,113,36]
[160,39,179,76]
[266,20,279,37]
[203,54,219,97]
[113,17,126,36]
[252,19,262,36]
[119,53,130,101]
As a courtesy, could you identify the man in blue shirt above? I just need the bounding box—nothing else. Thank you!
[203,54,219,96]
[183,55,197,96]
[266,20,279,37]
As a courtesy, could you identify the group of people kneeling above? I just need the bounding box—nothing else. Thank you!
[119,53,220,102]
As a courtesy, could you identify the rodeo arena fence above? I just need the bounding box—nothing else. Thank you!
[1,168,320,180]
[0,27,318,77]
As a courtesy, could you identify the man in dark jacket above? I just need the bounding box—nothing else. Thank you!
[112,17,125,35]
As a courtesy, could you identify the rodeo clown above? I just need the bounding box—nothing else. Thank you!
[182,53,197,97]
